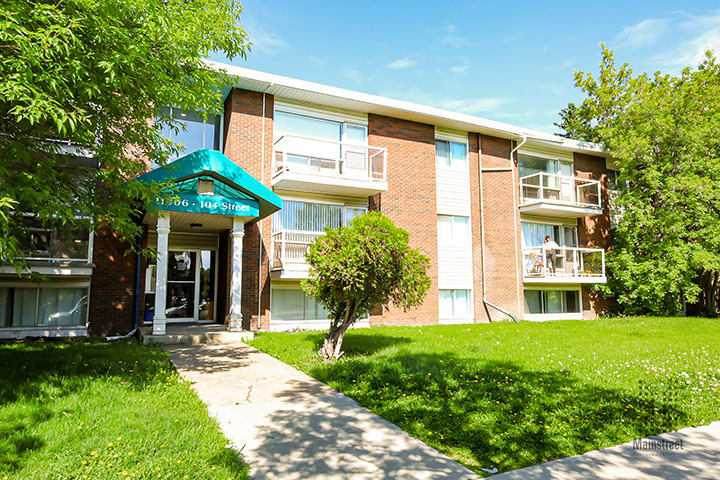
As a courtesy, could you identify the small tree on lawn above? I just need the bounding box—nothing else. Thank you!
[303,212,431,361]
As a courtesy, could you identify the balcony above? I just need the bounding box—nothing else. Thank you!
[270,230,324,279]
[520,173,603,218]
[523,246,606,284]
[272,134,388,196]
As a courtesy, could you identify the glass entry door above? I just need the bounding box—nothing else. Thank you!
[166,250,216,322]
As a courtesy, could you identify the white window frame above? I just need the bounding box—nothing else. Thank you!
[435,139,468,169]
[523,287,582,319]
[20,214,94,264]
[439,289,472,319]
[438,215,470,245]
[0,282,91,329]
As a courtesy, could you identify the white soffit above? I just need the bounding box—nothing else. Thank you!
[207,61,562,143]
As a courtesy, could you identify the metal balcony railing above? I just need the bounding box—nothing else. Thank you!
[523,246,605,280]
[271,230,325,270]
[520,172,602,209]
[273,134,387,183]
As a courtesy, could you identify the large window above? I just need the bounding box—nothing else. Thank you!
[438,215,470,244]
[436,140,467,168]
[521,222,577,249]
[158,107,221,159]
[439,289,471,318]
[0,287,88,327]
[271,287,331,321]
[21,216,92,262]
[524,289,580,315]
[518,154,572,178]
[272,201,367,234]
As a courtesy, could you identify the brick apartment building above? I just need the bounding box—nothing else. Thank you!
[0,64,616,338]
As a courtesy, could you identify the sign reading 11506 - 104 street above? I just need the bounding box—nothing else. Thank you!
[155,194,259,217]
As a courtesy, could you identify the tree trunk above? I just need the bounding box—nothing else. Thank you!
[318,299,357,361]
[705,270,718,317]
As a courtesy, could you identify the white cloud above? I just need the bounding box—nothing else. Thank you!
[436,97,505,115]
[387,58,417,70]
[654,12,720,67]
[247,25,287,55]
[442,23,471,48]
[450,65,469,73]
[339,67,365,85]
[613,19,670,49]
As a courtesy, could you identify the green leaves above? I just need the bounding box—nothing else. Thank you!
[1,0,249,269]
[303,212,432,322]
[566,47,720,315]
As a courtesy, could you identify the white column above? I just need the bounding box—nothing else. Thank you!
[153,214,170,335]
[228,217,245,332]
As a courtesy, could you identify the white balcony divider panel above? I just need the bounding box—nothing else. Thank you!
[153,215,170,335]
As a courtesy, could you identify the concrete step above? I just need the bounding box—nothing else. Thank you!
[139,324,254,346]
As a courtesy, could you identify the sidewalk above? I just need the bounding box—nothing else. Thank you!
[165,341,720,480]
[164,342,478,480]
[492,421,720,479]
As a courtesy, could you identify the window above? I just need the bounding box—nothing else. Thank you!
[607,170,628,191]
[439,290,471,318]
[438,215,469,244]
[521,222,577,249]
[436,141,467,168]
[158,107,221,160]
[271,288,331,320]
[518,154,572,178]
[524,289,580,315]
[272,201,367,234]
[0,287,88,327]
[21,216,92,262]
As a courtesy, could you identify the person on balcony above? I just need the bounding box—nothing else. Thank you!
[544,235,560,274]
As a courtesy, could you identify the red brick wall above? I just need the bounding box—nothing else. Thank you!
[368,114,439,326]
[468,133,485,322]
[223,89,274,330]
[88,227,137,336]
[574,152,613,318]
[478,135,522,321]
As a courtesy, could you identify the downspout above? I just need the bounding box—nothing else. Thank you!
[510,135,527,320]
[478,133,520,323]
[133,233,142,330]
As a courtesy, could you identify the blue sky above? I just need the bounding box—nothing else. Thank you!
[212,1,720,135]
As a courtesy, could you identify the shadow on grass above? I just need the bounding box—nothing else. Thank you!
[307,352,689,475]
[0,339,172,472]
[304,331,414,357]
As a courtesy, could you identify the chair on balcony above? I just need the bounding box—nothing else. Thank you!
[527,252,543,276]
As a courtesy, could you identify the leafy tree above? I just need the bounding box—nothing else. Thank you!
[0,0,248,272]
[557,46,720,315]
[303,212,431,360]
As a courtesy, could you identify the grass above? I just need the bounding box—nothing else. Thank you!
[0,338,249,480]
[249,317,720,476]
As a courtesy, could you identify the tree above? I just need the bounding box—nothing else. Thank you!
[0,0,248,272]
[557,46,720,315]
[303,212,431,361]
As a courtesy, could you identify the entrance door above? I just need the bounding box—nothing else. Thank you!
[166,250,216,322]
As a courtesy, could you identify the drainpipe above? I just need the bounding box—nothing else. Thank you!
[258,88,271,326]
[134,233,142,330]
[478,133,520,323]
[510,135,526,320]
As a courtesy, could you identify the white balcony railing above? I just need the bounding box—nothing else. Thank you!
[520,173,601,209]
[523,246,605,280]
[271,230,325,270]
[273,134,387,183]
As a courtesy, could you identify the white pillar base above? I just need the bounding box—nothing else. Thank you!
[153,316,167,336]
[228,314,244,332]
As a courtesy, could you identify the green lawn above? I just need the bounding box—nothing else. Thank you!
[249,317,720,476]
[0,339,249,480]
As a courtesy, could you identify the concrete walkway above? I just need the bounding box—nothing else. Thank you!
[164,342,478,480]
[165,341,720,480]
[492,421,720,479]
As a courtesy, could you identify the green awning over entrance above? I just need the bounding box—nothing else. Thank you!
[135,149,282,219]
